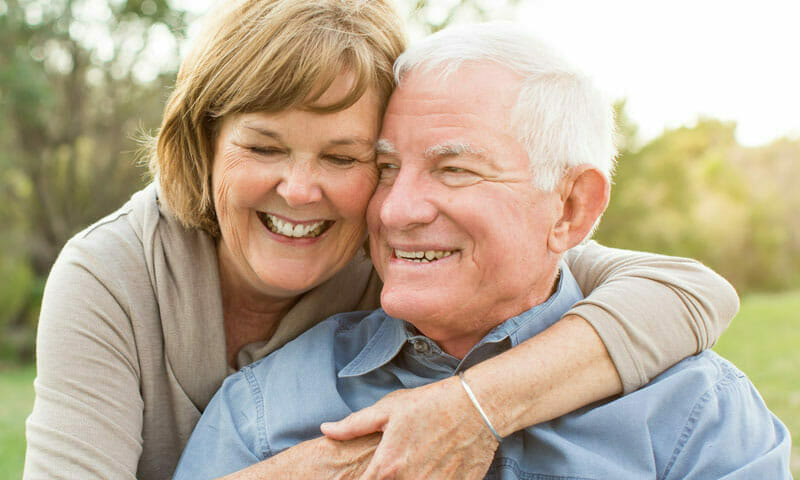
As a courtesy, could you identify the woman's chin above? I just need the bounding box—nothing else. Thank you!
[256,277,318,299]
[250,264,332,299]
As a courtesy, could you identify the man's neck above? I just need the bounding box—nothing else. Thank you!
[419,269,563,360]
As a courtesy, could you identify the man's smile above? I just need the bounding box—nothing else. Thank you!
[393,248,457,263]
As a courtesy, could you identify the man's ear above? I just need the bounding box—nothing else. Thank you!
[548,165,610,254]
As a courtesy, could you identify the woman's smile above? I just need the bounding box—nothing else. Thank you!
[257,212,334,239]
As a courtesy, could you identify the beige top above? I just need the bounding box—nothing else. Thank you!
[24,184,738,479]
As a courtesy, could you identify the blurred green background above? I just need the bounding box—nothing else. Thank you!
[1,0,797,477]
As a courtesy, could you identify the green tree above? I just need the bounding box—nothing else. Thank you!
[0,0,192,361]
[596,114,800,293]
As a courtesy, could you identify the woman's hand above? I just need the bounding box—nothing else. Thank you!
[321,375,499,479]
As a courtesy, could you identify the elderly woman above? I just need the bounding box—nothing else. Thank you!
[24,0,738,479]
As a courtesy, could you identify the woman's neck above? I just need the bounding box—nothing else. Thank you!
[217,249,300,368]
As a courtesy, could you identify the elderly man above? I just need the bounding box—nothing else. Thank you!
[174,24,791,479]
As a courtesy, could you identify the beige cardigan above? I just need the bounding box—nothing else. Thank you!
[24,184,738,479]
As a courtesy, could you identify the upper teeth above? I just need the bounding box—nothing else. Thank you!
[265,214,327,238]
[394,249,455,263]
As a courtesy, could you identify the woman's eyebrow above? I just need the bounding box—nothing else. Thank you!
[243,125,283,141]
[328,137,375,147]
[242,125,372,147]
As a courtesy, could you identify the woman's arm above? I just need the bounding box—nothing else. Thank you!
[320,242,739,478]
[24,240,143,480]
[564,240,739,393]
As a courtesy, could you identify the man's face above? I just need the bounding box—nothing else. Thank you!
[367,64,564,357]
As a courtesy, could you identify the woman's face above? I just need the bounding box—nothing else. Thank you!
[212,77,381,300]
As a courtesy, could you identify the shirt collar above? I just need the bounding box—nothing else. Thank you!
[339,261,584,378]
[338,311,408,378]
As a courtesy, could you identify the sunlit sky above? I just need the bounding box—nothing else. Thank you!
[180,0,800,146]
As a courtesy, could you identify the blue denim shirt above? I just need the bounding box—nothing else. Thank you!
[174,265,792,479]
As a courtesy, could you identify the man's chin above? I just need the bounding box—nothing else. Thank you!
[381,289,451,324]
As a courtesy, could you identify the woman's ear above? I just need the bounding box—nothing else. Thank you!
[548,165,610,254]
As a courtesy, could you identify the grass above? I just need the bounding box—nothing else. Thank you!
[0,363,35,479]
[0,291,797,476]
[713,289,800,476]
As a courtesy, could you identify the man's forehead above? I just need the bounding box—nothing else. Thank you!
[389,63,521,109]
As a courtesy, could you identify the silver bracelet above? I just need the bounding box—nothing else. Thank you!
[458,371,503,443]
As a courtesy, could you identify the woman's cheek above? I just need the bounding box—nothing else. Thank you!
[346,165,380,217]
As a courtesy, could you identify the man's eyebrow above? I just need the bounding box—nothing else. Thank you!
[424,142,487,159]
[376,139,397,155]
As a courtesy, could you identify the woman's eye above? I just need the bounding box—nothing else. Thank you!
[248,146,283,156]
[325,155,357,166]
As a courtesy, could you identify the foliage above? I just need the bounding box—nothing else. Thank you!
[0,0,195,362]
[596,109,800,293]
[0,254,40,360]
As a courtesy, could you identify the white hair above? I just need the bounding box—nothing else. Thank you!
[394,22,617,191]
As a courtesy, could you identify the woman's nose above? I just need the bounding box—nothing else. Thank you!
[276,159,323,207]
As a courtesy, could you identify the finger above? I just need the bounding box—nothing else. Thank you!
[359,440,401,480]
[321,407,389,441]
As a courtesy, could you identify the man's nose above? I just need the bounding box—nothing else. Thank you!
[276,159,323,207]
[379,168,437,230]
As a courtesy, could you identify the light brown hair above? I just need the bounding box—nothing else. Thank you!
[149,0,407,236]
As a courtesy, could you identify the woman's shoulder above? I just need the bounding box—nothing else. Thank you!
[58,183,212,278]
[56,186,152,274]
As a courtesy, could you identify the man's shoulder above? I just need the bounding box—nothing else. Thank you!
[647,350,746,396]
[607,350,749,417]
[571,350,757,449]
[639,353,792,477]
[525,351,790,478]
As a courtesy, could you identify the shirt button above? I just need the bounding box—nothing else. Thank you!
[413,341,430,354]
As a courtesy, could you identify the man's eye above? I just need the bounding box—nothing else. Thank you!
[377,162,399,180]
[377,162,399,171]
[440,166,481,186]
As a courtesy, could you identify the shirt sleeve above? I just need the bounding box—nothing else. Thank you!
[564,241,740,393]
[24,240,143,479]
[661,368,792,479]
[172,369,264,480]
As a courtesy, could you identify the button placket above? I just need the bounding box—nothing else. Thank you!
[412,340,430,354]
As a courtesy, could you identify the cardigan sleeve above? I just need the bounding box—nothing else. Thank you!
[564,241,739,394]
[24,233,144,479]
